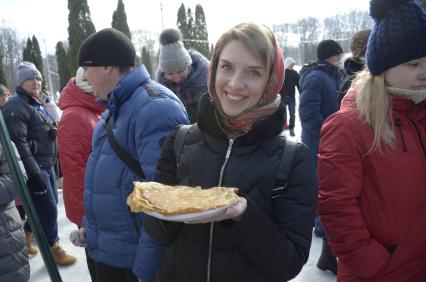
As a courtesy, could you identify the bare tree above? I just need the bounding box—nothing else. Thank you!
[294,17,321,42]
[132,30,159,72]
[0,22,23,89]
[345,10,371,36]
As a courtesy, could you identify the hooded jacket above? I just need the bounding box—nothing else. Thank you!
[143,94,317,282]
[156,49,209,122]
[57,78,105,226]
[83,66,189,280]
[337,57,365,106]
[318,88,426,281]
[0,146,30,282]
[298,60,342,165]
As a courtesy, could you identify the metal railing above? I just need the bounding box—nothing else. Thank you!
[0,111,62,282]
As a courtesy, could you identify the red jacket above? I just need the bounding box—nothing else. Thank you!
[318,89,426,282]
[57,78,104,226]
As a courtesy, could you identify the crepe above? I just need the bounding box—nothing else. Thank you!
[127,182,240,216]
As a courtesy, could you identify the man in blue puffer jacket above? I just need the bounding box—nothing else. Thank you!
[299,39,343,171]
[298,39,343,275]
[78,28,189,282]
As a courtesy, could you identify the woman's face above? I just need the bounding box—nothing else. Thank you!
[384,57,426,90]
[215,40,268,117]
[21,77,41,97]
[164,67,190,85]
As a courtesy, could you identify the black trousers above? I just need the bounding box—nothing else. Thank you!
[89,259,137,282]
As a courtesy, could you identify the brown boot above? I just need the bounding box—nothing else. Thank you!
[50,242,77,266]
[25,231,39,255]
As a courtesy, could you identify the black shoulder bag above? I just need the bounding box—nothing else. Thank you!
[105,113,145,178]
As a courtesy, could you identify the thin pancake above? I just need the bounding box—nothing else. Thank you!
[127,182,240,216]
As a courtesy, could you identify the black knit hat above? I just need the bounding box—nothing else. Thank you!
[317,40,343,61]
[366,0,426,75]
[78,28,136,67]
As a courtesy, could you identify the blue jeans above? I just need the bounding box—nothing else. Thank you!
[283,96,296,129]
[25,166,59,246]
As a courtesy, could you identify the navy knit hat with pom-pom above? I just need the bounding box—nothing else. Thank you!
[366,0,426,75]
[159,28,192,73]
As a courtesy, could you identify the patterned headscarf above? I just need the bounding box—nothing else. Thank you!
[208,27,285,136]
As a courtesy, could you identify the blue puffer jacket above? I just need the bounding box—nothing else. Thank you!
[298,60,342,165]
[83,66,189,281]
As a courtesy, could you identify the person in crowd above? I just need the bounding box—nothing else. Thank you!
[337,29,371,106]
[57,67,105,281]
[77,28,188,282]
[279,57,300,136]
[143,22,316,282]
[41,90,62,123]
[298,39,343,275]
[2,61,76,265]
[156,28,209,123]
[0,84,11,108]
[318,0,426,281]
[0,145,30,282]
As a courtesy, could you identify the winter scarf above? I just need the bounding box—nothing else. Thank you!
[387,86,426,104]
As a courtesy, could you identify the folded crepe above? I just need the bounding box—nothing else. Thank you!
[127,182,240,216]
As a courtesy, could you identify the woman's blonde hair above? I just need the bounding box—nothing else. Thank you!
[354,69,395,153]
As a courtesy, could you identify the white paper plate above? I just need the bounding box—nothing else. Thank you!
[144,206,229,222]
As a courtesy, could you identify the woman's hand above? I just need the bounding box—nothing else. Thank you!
[185,197,247,224]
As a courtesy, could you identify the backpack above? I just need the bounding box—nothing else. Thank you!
[173,124,298,198]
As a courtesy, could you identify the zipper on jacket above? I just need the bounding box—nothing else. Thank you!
[206,138,235,282]
[394,118,407,153]
[409,119,426,160]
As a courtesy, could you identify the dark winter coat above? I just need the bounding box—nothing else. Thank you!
[0,146,30,282]
[318,89,426,281]
[298,60,342,166]
[156,49,209,122]
[143,94,317,282]
[279,68,300,98]
[2,88,57,178]
[337,57,365,107]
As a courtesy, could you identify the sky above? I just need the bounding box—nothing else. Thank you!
[0,0,371,54]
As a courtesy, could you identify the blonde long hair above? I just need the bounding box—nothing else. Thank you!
[354,69,395,153]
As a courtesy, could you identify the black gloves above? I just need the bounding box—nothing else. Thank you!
[27,174,48,194]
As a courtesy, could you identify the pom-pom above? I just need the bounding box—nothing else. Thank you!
[159,29,182,45]
[370,0,408,21]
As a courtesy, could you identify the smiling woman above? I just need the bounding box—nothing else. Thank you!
[143,22,317,282]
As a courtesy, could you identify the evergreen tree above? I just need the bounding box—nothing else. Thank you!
[31,35,46,90]
[0,47,5,85]
[112,0,131,40]
[141,46,153,76]
[68,0,96,76]
[177,3,188,46]
[194,4,210,58]
[22,38,33,62]
[22,36,46,89]
[186,8,194,49]
[56,41,71,91]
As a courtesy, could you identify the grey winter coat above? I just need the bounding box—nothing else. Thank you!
[0,145,30,282]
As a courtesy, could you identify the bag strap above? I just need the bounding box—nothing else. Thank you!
[105,114,145,178]
[271,138,298,199]
[173,124,192,164]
